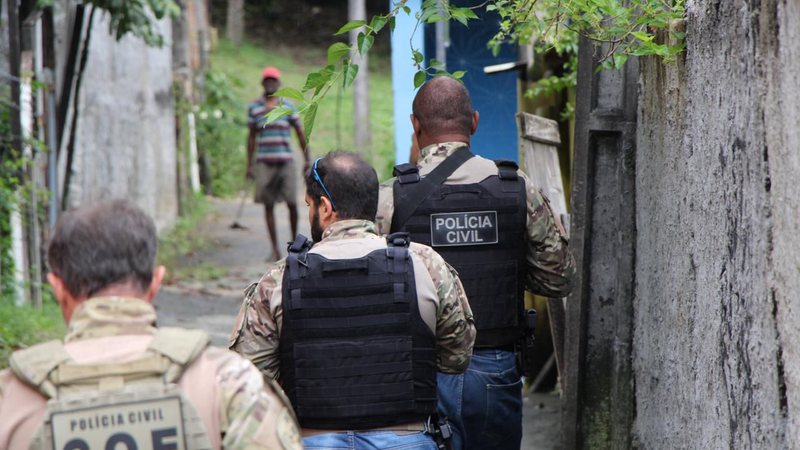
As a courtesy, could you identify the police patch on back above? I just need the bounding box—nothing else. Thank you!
[51,396,186,450]
[430,211,499,246]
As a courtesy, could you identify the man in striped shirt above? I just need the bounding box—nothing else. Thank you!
[247,66,310,260]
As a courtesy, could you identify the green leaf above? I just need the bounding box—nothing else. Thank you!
[369,15,388,33]
[303,103,319,140]
[631,31,654,42]
[303,67,334,92]
[412,50,424,64]
[327,42,351,65]
[414,70,426,89]
[335,20,366,35]
[273,87,305,102]
[389,16,396,33]
[426,13,444,23]
[402,6,411,15]
[357,33,375,55]
[429,58,445,70]
[451,70,466,80]
[343,63,359,89]
[264,106,293,125]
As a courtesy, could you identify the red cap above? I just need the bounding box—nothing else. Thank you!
[261,66,281,80]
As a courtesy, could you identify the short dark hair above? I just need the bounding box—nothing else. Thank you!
[306,151,378,221]
[47,200,158,298]
[412,76,474,135]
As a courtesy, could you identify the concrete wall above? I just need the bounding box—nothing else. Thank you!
[63,10,178,230]
[633,1,796,447]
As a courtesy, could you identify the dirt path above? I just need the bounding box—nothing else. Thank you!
[153,196,562,448]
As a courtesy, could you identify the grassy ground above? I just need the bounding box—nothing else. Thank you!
[209,39,396,181]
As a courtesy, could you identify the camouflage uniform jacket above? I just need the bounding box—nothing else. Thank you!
[0,296,302,450]
[230,219,476,381]
[376,141,576,297]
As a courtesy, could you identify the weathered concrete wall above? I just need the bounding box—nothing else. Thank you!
[633,1,795,447]
[1,1,8,77]
[65,11,178,230]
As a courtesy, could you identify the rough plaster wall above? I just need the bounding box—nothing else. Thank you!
[67,12,177,230]
[765,1,800,447]
[633,0,787,447]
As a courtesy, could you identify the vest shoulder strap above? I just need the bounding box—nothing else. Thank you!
[9,340,71,396]
[392,147,475,231]
[148,327,210,383]
[393,163,420,184]
[494,159,520,180]
[287,234,313,281]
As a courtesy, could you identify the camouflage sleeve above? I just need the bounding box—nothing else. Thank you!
[229,263,286,381]
[411,244,476,373]
[375,178,396,236]
[213,348,303,450]
[522,175,576,297]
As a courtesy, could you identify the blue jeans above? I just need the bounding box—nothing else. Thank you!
[303,430,438,450]
[437,349,523,450]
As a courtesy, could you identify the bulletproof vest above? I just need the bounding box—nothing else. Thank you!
[10,328,214,450]
[279,233,437,430]
[391,148,528,347]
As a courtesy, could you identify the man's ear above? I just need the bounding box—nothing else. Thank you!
[471,111,480,135]
[144,265,166,302]
[410,114,422,137]
[47,272,68,308]
[319,195,335,219]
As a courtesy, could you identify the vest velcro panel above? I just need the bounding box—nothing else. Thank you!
[281,236,437,430]
[393,169,528,348]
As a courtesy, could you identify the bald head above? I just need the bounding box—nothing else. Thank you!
[412,76,474,137]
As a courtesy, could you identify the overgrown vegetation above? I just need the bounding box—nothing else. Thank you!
[0,297,65,369]
[37,0,180,46]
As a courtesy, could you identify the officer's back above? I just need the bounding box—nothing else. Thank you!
[231,151,476,449]
[0,200,302,450]
[375,77,576,450]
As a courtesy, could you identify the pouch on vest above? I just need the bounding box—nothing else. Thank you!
[280,233,438,430]
[392,157,528,348]
[10,328,214,450]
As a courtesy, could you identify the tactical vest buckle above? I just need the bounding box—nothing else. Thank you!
[386,232,410,250]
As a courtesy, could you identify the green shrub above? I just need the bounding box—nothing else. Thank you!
[0,296,66,369]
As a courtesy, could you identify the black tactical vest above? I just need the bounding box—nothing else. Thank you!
[279,233,438,430]
[391,148,528,347]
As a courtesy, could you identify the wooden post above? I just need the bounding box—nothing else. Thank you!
[517,112,569,386]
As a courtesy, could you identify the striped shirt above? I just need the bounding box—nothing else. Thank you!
[248,98,300,163]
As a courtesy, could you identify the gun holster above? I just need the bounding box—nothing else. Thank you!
[424,413,454,450]
[517,308,538,378]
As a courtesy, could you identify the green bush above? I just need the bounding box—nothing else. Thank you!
[0,297,66,369]
[196,70,248,197]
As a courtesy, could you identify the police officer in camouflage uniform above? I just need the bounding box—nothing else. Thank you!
[230,151,476,450]
[376,77,576,450]
[0,200,303,450]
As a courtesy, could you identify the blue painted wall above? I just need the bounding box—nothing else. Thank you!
[446,1,518,161]
[390,1,518,164]
[390,0,424,165]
